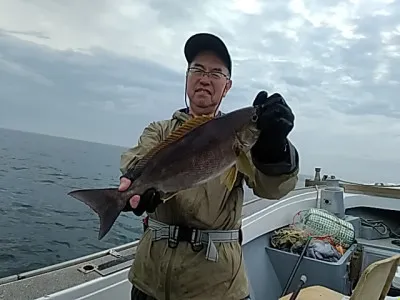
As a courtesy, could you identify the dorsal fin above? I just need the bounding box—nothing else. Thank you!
[134,115,214,172]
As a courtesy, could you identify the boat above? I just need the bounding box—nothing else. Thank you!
[1,167,399,300]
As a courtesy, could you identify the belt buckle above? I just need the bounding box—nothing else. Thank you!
[177,227,192,242]
[167,225,204,252]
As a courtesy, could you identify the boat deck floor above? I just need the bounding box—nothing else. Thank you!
[0,198,275,300]
[0,246,136,300]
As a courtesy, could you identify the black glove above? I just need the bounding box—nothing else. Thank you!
[121,176,162,216]
[252,91,295,162]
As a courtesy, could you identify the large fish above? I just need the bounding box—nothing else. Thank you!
[68,105,261,239]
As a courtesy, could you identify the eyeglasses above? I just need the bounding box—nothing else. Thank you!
[187,67,229,80]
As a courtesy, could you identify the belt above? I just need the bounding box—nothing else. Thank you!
[147,218,239,262]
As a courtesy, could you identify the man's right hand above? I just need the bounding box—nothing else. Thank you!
[119,177,162,216]
[119,177,141,209]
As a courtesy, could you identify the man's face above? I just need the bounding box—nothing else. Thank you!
[186,51,232,116]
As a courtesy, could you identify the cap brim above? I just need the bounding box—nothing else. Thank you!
[184,33,231,74]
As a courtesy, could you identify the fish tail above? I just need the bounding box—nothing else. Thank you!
[68,188,125,240]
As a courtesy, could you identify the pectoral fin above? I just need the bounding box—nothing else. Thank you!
[236,151,256,184]
[221,166,238,191]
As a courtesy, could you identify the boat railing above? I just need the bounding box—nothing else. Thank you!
[0,240,140,285]
[305,167,400,200]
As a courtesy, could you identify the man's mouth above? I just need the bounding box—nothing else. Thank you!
[195,88,211,95]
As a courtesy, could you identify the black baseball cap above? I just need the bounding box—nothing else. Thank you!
[184,33,232,75]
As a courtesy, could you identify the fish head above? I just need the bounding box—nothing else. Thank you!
[226,106,260,151]
[235,123,260,152]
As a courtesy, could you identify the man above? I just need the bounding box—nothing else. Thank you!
[119,33,299,300]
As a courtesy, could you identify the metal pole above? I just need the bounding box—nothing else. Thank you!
[281,236,312,297]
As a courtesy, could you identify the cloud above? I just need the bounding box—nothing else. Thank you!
[1,0,400,182]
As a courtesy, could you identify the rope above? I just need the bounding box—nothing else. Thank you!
[270,226,335,254]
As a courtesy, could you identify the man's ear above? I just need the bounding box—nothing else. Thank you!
[222,79,232,97]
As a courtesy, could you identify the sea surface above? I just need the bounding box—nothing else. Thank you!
[0,128,144,278]
[0,127,307,279]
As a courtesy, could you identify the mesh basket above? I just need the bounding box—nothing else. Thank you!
[294,208,356,248]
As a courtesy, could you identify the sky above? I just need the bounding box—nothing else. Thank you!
[0,0,400,183]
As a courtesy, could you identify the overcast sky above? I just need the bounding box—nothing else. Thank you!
[1,0,400,182]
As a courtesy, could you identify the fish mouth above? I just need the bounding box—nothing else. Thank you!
[195,88,212,95]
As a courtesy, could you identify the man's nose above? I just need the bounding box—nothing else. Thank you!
[199,75,211,85]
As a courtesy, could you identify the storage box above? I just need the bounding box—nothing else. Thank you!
[265,232,357,294]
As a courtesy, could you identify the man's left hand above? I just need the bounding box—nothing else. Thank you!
[251,91,295,163]
[253,91,294,144]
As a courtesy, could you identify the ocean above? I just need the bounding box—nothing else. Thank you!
[0,127,307,279]
[0,128,143,278]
